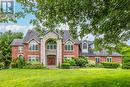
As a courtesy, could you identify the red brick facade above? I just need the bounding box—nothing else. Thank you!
[88,56,122,63]
[11,30,122,64]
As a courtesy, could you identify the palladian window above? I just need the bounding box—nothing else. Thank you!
[29,40,39,51]
[64,41,73,51]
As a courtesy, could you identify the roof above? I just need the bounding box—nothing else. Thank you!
[23,30,40,43]
[62,30,80,44]
[11,39,23,46]
[82,52,122,57]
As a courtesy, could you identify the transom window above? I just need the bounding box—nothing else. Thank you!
[107,57,112,62]
[95,57,100,63]
[29,40,39,51]
[83,42,87,49]
[28,55,39,62]
[64,41,73,51]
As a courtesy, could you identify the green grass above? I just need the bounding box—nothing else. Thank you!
[0,69,130,87]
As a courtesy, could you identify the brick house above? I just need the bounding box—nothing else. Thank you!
[11,30,122,67]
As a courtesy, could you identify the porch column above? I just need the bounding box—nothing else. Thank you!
[56,39,62,66]
[40,37,46,66]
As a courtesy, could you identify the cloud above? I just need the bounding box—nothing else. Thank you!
[0,24,34,35]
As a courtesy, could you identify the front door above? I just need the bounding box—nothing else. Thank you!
[47,55,56,65]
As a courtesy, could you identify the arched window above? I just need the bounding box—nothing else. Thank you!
[64,41,73,51]
[83,42,87,49]
[29,40,38,51]
[46,39,57,50]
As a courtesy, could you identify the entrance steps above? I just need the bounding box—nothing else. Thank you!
[47,65,57,69]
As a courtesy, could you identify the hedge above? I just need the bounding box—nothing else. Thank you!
[61,63,70,69]
[101,62,120,69]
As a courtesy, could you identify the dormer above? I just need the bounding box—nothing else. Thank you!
[82,40,88,53]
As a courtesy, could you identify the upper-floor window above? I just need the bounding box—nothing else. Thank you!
[64,41,73,51]
[18,46,23,53]
[95,57,100,63]
[107,57,112,62]
[46,44,57,50]
[83,42,87,49]
[29,40,38,51]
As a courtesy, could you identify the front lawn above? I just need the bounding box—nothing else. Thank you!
[0,69,130,87]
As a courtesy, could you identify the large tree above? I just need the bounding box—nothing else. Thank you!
[0,31,23,68]
[15,0,130,50]
[1,0,130,51]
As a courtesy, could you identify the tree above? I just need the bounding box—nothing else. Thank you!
[0,31,23,68]
[15,0,130,50]
[121,46,130,69]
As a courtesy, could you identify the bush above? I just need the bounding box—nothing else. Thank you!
[64,57,76,66]
[18,56,25,68]
[24,62,44,69]
[61,63,70,69]
[122,62,130,69]
[86,60,96,67]
[0,63,4,69]
[101,62,120,69]
[122,56,130,69]
[11,62,18,68]
[76,56,88,67]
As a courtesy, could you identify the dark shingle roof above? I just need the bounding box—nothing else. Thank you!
[11,39,23,46]
[23,30,40,43]
[62,30,80,44]
[82,52,122,57]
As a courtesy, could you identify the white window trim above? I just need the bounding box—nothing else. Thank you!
[107,57,112,62]
[64,41,73,51]
[28,55,40,62]
[18,46,23,53]
[46,44,57,50]
[95,57,100,63]
[29,40,39,51]
[82,42,88,49]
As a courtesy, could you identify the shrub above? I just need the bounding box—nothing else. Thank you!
[64,58,76,66]
[122,56,130,69]
[0,63,4,69]
[24,62,44,69]
[86,60,96,67]
[76,56,88,67]
[18,56,25,68]
[64,57,76,66]
[11,62,18,68]
[122,62,130,69]
[101,62,120,69]
[61,63,70,69]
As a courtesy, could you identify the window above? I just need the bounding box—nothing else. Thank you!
[83,42,87,49]
[107,57,112,62]
[46,44,57,49]
[95,57,100,63]
[28,55,39,62]
[1,1,14,13]
[29,40,39,51]
[18,46,23,53]
[64,41,73,51]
